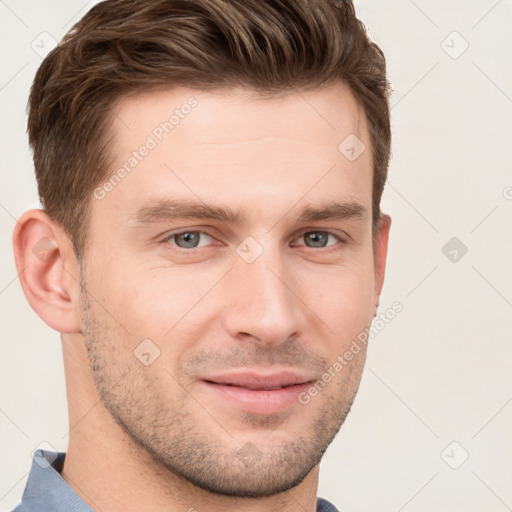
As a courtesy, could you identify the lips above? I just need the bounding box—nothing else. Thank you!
[204,371,311,390]
[199,370,315,415]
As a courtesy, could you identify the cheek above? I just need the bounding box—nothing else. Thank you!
[295,259,375,339]
[90,261,223,343]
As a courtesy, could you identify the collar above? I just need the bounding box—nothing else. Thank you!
[14,449,91,512]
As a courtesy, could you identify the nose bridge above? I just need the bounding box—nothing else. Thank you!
[223,242,299,344]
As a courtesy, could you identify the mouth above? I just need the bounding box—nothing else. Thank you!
[199,371,315,415]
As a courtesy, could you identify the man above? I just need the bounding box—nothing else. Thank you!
[12,0,391,510]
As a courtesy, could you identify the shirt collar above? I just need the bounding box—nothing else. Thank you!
[16,449,92,512]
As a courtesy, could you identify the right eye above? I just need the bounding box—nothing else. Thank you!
[162,230,215,249]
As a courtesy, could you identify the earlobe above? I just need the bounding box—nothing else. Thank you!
[373,213,391,307]
[12,209,82,333]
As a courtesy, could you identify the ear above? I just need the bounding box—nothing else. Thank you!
[12,209,82,333]
[372,213,391,310]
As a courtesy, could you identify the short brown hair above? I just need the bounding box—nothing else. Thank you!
[28,0,391,258]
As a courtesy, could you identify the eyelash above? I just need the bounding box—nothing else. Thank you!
[161,229,345,252]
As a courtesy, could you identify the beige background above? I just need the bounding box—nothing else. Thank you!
[1,1,511,511]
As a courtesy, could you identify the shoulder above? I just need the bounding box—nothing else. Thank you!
[317,496,342,512]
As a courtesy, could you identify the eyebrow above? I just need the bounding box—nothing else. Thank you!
[130,198,367,226]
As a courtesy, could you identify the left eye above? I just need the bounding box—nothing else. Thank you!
[297,231,340,248]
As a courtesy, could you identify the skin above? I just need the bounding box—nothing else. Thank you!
[13,82,390,512]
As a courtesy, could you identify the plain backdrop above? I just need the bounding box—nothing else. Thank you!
[1,1,511,511]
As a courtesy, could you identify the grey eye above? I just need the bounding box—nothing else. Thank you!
[303,231,330,248]
[173,231,201,248]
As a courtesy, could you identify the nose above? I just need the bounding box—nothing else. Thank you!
[222,246,300,347]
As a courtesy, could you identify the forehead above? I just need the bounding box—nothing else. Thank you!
[93,83,372,226]
[112,82,368,152]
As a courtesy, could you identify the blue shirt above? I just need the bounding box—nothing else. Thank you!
[12,449,340,511]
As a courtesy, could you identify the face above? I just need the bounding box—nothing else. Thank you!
[79,83,388,497]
